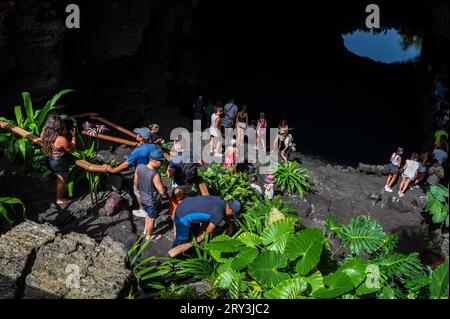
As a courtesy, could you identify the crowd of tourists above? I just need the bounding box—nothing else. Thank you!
[194,95,296,169]
[384,74,448,197]
[37,82,448,248]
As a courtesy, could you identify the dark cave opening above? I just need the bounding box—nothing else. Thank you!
[0,0,448,165]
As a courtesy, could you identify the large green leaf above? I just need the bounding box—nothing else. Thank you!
[204,235,245,263]
[430,260,449,299]
[0,203,12,224]
[248,251,290,288]
[375,252,423,279]
[0,197,26,219]
[204,238,247,253]
[215,263,246,299]
[429,184,448,203]
[260,217,296,253]
[337,258,369,288]
[36,89,74,129]
[264,277,308,299]
[231,247,259,271]
[312,271,354,299]
[338,216,386,255]
[21,92,35,127]
[14,106,24,127]
[285,228,325,275]
[378,286,397,299]
[306,270,324,293]
[237,232,262,248]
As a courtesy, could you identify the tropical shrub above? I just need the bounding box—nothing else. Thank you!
[67,141,112,204]
[274,161,312,198]
[199,163,260,203]
[426,184,449,228]
[0,196,25,225]
[237,195,298,235]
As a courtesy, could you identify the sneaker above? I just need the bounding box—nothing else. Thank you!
[132,209,147,218]
[398,193,405,198]
[214,153,223,157]
[385,187,393,192]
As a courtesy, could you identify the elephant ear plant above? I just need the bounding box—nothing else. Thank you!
[426,184,449,228]
[126,198,447,299]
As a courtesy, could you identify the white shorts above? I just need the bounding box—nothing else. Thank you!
[210,127,220,138]
[237,122,247,129]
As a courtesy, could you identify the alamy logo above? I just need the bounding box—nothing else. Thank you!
[365,4,380,29]
[65,4,80,29]
[365,264,381,289]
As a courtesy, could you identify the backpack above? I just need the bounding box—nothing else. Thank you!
[177,162,198,184]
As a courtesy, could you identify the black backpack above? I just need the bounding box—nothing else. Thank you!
[177,162,198,184]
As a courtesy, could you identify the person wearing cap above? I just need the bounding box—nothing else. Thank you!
[263,175,275,200]
[135,149,168,239]
[172,195,241,247]
[107,127,161,214]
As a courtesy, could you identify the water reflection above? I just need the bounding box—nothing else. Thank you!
[342,28,422,64]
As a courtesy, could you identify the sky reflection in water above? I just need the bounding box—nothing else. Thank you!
[342,28,422,64]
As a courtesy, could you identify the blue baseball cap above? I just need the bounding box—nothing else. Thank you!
[149,149,166,161]
[228,199,242,215]
[133,127,151,140]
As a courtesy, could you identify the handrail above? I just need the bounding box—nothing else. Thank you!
[81,131,139,147]
[0,120,108,173]
[3,117,210,255]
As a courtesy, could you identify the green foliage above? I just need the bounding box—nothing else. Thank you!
[128,236,174,291]
[126,198,440,300]
[334,216,387,256]
[67,141,109,204]
[429,260,449,299]
[159,283,199,299]
[264,277,308,299]
[426,184,449,228]
[0,196,26,224]
[274,161,312,198]
[199,163,259,202]
[237,195,297,235]
[374,252,423,279]
[248,251,290,288]
[285,228,325,275]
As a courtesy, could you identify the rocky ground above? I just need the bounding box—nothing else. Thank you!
[0,220,132,299]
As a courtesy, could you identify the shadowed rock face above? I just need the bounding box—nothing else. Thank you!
[0,220,132,299]
[0,0,197,108]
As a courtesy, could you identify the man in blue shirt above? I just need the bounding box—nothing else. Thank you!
[107,127,161,215]
[173,195,241,247]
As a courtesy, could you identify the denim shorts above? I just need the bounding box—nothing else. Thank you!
[143,204,160,219]
[389,163,399,174]
[47,156,68,175]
